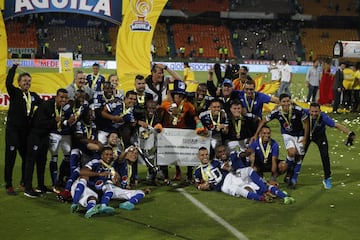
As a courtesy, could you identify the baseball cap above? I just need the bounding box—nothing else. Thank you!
[222,78,233,87]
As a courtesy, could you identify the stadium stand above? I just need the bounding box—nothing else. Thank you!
[6,20,38,57]
[109,26,118,55]
[172,23,234,59]
[233,20,298,61]
[44,26,105,57]
[300,28,359,60]
[298,0,359,17]
[171,0,228,12]
[152,23,169,57]
[229,0,291,13]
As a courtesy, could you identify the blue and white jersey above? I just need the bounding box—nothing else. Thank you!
[113,160,132,189]
[238,91,271,119]
[51,103,74,135]
[199,109,228,134]
[304,110,335,138]
[229,151,249,170]
[105,101,135,129]
[266,104,308,136]
[73,120,98,156]
[92,91,121,110]
[249,138,279,164]
[194,160,228,192]
[86,73,106,92]
[85,159,113,189]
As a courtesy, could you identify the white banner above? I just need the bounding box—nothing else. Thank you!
[157,128,211,166]
[342,41,360,58]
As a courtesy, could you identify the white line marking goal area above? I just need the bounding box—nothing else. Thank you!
[177,188,249,240]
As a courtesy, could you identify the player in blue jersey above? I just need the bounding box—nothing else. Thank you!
[100,90,137,147]
[248,125,287,186]
[237,79,279,134]
[238,79,279,119]
[199,98,228,157]
[304,102,355,189]
[194,147,295,204]
[252,93,309,189]
[70,146,115,218]
[49,92,78,192]
[86,62,106,93]
[57,106,103,202]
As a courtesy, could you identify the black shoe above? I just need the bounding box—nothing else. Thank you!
[283,175,290,184]
[35,186,53,194]
[24,189,40,198]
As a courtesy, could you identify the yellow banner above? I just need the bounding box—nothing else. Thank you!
[0,11,7,75]
[59,52,74,73]
[0,72,73,110]
[116,0,167,92]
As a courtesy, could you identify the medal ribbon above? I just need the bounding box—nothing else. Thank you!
[280,106,292,128]
[55,103,62,131]
[244,96,254,113]
[259,138,271,163]
[120,102,132,117]
[210,111,221,130]
[194,99,205,113]
[127,164,132,185]
[233,118,242,138]
[309,115,320,139]
[23,91,31,116]
[100,160,116,177]
[200,163,211,182]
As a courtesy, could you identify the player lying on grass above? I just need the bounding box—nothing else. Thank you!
[194,146,295,204]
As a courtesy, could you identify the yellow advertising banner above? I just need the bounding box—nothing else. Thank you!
[116,0,167,91]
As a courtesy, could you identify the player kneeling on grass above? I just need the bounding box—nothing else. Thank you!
[194,147,295,204]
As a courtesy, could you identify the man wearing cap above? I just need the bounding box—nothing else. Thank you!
[207,68,240,115]
[159,80,202,183]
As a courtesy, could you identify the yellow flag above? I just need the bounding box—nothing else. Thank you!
[0,10,7,75]
[116,0,167,92]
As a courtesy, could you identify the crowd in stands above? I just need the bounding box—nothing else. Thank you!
[5,1,360,63]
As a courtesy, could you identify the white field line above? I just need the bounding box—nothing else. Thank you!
[177,188,249,240]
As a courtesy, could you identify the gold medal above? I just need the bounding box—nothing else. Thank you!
[172,116,178,126]
[140,130,150,140]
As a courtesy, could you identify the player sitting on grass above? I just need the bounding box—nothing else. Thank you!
[194,146,295,204]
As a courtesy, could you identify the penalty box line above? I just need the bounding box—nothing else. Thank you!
[177,188,249,240]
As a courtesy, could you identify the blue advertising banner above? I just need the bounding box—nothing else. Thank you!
[4,0,122,24]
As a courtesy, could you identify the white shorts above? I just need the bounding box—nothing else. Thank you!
[98,130,110,145]
[221,169,259,199]
[226,139,248,152]
[282,134,305,155]
[49,133,72,157]
[103,183,144,200]
[71,179,98,208]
